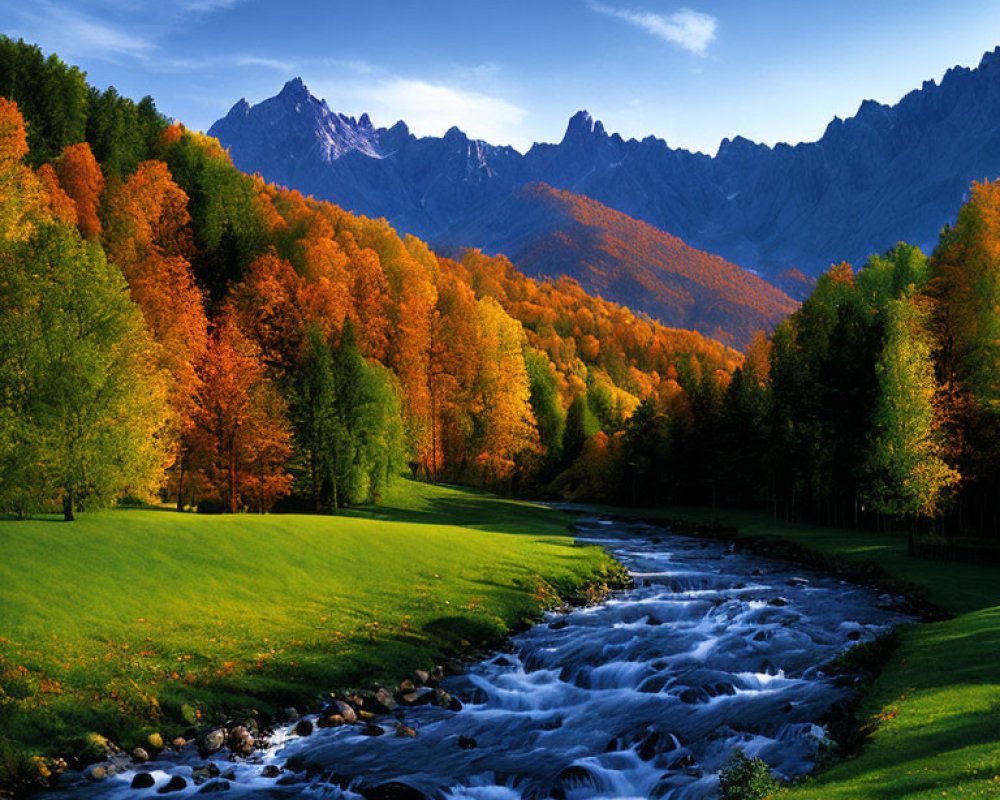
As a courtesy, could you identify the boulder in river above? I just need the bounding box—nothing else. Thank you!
[192,763,221,784]
[171,737,187,749]
[197,780,231,794]
[360,781,427,800]
[199,729,226,755]
[157,775,187,794]
[371,687,397,713]
[131,747,149,764]
[262,765,281,778]
[332,700,358,724]
[458,735,477,749]
[86,765,107,782]
[294,719,314,737]
[360,724,386,737]
[131,772,155,789]
[227,725,254,756]
[395,724,417,738]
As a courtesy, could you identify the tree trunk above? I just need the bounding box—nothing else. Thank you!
[229,452,238,514]
[176,452,186,512]
[63,489,74,522]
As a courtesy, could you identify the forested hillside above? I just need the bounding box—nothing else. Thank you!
[569,180,1000,540]
[447,182,798,348]
[0,37,739,520]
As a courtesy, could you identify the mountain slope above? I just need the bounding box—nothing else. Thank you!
[451,183,797,348]
[210,48,1000,287]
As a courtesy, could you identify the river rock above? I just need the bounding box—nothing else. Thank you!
[147,733,164,750]
[131,747,150,763]
[262,765,281,778]
[371,687,397,713]
[847,629,862,641]
[360,781,427,800]
[395,724,417,738]
[769,597,789,607]
[197,780,230,794]
[294,719,314,737]
[87,765,108,782]
[192,763,221,784]
[360,723,386,737]
[199,729,226,755]
[398,679,415,693]
[157,775,187,794]
[317,713,345,728]
[332,700,357,723]
[414,669,430,686]
[458,735,477,749]
[430,689,461,711]
[131,772,155,789]
[171,737,187,749]
[227,725,254,756]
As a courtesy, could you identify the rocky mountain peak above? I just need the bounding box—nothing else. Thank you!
[278,76,311,101]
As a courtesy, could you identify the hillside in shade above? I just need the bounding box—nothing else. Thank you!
[448,183,797,348]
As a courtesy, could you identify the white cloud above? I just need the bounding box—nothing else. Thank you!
[183,0,244,12]
[233,55,295,72]
[588,2,717,55]
[310,75,530,150]
[3,1,156,62]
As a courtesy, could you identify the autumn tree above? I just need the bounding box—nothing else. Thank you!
[471,297,540,487]
[101,159,209,507]
[0,98,49,240]
[54,141,103,239]
[189,312,292,513]
[0,225,169,519]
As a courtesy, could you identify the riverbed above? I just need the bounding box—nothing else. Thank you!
[47,518,909,799]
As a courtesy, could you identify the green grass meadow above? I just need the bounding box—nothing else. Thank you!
[631,507,1000,800]
[0,480,620,787]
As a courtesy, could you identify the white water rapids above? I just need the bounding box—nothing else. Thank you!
[46,518,910,799]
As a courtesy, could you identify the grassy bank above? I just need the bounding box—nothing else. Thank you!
[0,480,621,791]
[629,506,1000,800]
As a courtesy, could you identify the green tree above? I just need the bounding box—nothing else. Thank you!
[293,324,343,510]
[332,321,406,506]
[0,224,169,520]
[524,348,565,478]
[867,296,958,519]
[562,394,601,468]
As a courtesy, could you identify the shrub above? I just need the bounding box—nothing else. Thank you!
[719,750,778,800]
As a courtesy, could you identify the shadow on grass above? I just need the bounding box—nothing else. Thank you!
[342,490,574,537]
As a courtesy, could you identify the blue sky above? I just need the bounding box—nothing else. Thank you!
[4,0,1000,153]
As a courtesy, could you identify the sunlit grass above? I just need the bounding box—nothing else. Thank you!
[0,480,618,783]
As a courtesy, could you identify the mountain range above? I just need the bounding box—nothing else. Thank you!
[208,47,1000,336]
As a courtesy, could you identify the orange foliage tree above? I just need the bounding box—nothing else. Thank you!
[54,142,104,238]
[189,312,292,512]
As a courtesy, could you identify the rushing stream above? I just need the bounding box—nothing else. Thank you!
[48,518,910,800]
